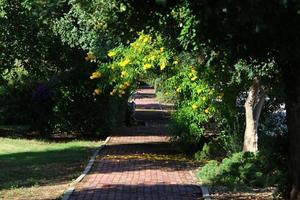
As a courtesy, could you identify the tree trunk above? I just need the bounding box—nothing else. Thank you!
[243,77,266,152]
[284,64,300,200]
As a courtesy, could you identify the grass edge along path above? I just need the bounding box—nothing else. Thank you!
[61,136,111,200]
[0,137,103,200]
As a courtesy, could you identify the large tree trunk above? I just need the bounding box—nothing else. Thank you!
[243,77,266,152]
[284,64,300,200]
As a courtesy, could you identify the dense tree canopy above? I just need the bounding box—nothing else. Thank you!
[1,0,299,198]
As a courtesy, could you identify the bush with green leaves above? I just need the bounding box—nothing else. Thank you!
[161,53,234,154]
[86,33,176,99]
[197,152,287,190]
[0,0,128,135]
[49,68,127,134]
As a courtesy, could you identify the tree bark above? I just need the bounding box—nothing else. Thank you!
[284,64,300,200]
[243,77,266,153]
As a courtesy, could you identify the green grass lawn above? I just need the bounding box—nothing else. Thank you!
[0,137,102,200]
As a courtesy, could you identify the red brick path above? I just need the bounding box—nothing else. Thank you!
[69,87,203,200]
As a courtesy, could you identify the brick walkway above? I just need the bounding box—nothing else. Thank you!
[69,87,203,200]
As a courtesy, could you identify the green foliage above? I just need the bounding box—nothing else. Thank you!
[89,33,175,99]
[0,0,127,134]
[194,132,243,161]
[154,78,177,103]
[0,82,33,125]
[53,0,129,57]
[197,152,287,190]
[159,51,239,154]
[0,0,292,196]
[0,0,6,18]
[194,143,215,161]
[49,70,125,134]
[0,0,39,71]
[171,2,200,51]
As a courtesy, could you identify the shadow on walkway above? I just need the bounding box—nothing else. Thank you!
[72,184,203,200]
[70,87,202,200]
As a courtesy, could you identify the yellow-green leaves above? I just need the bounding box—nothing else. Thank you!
[90,71,102,79]
[119,58,130,67]
[91,33,173,98]
[143,63,152,70]
[108,50,116,58]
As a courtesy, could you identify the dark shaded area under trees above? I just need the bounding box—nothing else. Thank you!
[0,0,299,198]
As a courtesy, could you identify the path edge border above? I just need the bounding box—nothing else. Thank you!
[189,170,211,200]
[61,136,111,200]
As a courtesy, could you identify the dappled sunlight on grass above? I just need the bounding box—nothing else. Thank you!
[0,137,102,199]
[0,137,99,155]
[0,183,68,200]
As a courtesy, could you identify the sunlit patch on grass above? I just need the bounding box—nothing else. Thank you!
[0,137,102,200]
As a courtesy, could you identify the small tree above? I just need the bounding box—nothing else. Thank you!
[184,1,300,197]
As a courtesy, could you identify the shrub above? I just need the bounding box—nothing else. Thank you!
[197,152,287,190]
[165,64,221,154]
[194,131,244,161]
[195,140,226,161]
[0,82,33,125]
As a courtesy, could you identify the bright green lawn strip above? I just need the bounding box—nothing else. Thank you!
[0,137,101,190]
